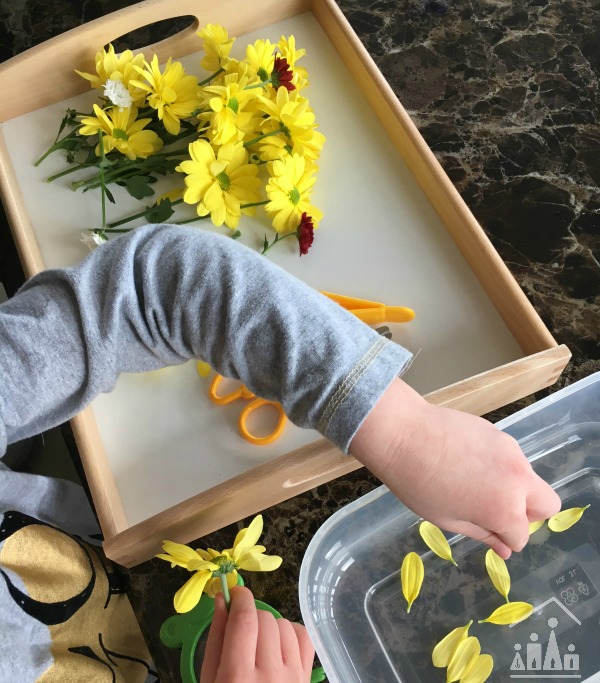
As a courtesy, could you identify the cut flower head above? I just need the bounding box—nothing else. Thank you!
[75,43,147,105]
[157,514,282,613]
[177,139,261,229]
[130,55,201,135]
[78,104,163,160]
[198,23,235,72]
[265,154,322,233]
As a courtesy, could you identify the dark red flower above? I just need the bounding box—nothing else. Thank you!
[271,56,296,92]
[296,212,314,256]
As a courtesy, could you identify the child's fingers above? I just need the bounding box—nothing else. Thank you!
[526,473,561,522]
[439,519,515,559]
[255,609,281,670]
[290,622,316,675]
[277,618,302,669]
[200,593,228,683]
[221,586,259,671]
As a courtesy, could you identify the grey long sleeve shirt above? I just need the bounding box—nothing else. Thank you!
[0,224,412,456]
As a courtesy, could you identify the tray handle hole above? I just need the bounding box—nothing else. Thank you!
[111,16,197,53]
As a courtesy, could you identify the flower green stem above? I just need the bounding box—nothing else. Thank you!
[174,215,209,225]
[98,132,107,228]
[244,78,273,90]
[199,67,225,86]
[219,574,231,609]
[261,230,296,256]
[46,162,95,183]
[34,129,79,167]
[243,128,285,148]
[240,200,269,209]
[107,198,185,229]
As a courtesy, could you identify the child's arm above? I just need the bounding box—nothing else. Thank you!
[0,223,560,556]
[0,223,409,454]
[350,378,560,559]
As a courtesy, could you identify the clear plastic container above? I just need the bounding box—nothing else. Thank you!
[299,373,600,682]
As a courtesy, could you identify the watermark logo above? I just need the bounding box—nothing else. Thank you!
[510,597,581,679]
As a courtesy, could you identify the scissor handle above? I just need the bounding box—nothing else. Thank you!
[238,398,287,445]
[209,374,256,405]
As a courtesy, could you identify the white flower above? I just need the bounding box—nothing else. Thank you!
[80,230,108,251]
[103,78,133,111]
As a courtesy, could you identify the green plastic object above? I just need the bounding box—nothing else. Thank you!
[159,575,326,682]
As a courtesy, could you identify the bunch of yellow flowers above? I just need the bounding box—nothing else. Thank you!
[37,25,325,257]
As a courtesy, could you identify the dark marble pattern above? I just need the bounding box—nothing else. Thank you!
[1,0,599,680]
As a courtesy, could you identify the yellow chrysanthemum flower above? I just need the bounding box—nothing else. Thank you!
[198,23,235,72]
[176,140,261,229]
[257,88,325,162]
[78,104,163,160]
[199,74,260,146]
[130,55,200,135]
[265,154,323,233]
[278,35,309,90]
[243,38,276,82]
[157,515,282,613]
[75,43,147,105]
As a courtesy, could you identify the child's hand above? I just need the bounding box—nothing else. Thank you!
[200,586,315,683]
[350,378,562,560]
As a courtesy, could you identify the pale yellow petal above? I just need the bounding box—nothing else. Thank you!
[461,653,494,683]
[400,552,424,613]
[432,621,472,668]
[446,636,480,683]
[173,570,212,613]
[548,505,590,532]
[419,521,457,566]
[232,515,264,561]
[529,520,545,535]
[478,602,533,625]
[485,549,511,601]
[236,552,283,572]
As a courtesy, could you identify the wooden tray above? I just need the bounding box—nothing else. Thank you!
[0,0,570,567]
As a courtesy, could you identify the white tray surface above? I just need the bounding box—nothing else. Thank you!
[1,13,523,525]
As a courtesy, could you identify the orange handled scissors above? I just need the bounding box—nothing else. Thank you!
[207,372,286,446]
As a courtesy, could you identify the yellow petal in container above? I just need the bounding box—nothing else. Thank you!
[419,521,458,566]
[485,549,511,602]
[478,601,533,625]
[400,552,424,613]
[529,520,545,535]
[446,636,480,683]
[548,505,590,532]
[461,653,494,683]
[432,620,473,668]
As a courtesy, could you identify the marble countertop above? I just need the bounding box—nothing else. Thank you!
[0,0,598,679]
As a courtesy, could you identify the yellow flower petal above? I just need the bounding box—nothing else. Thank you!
[446,636,480,683]
[173,570,212,613]
[478,602,533,625]
[400,552,424,613]
[548,505,590,532]
[187,559,219,572]
[485,549,511,602]
[461,653,494,683]
[159,540,201,567]
[196,361,212,377]
[236,552,282,572]
[419,521,457,566]
[432,620,472,668]
[232,515,264,561]
[529,520,545,535]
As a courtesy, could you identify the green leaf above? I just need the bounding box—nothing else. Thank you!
[231,230,242,240]
[105,186,115,204]
[145,198,175,224]
[118,174,157,200]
